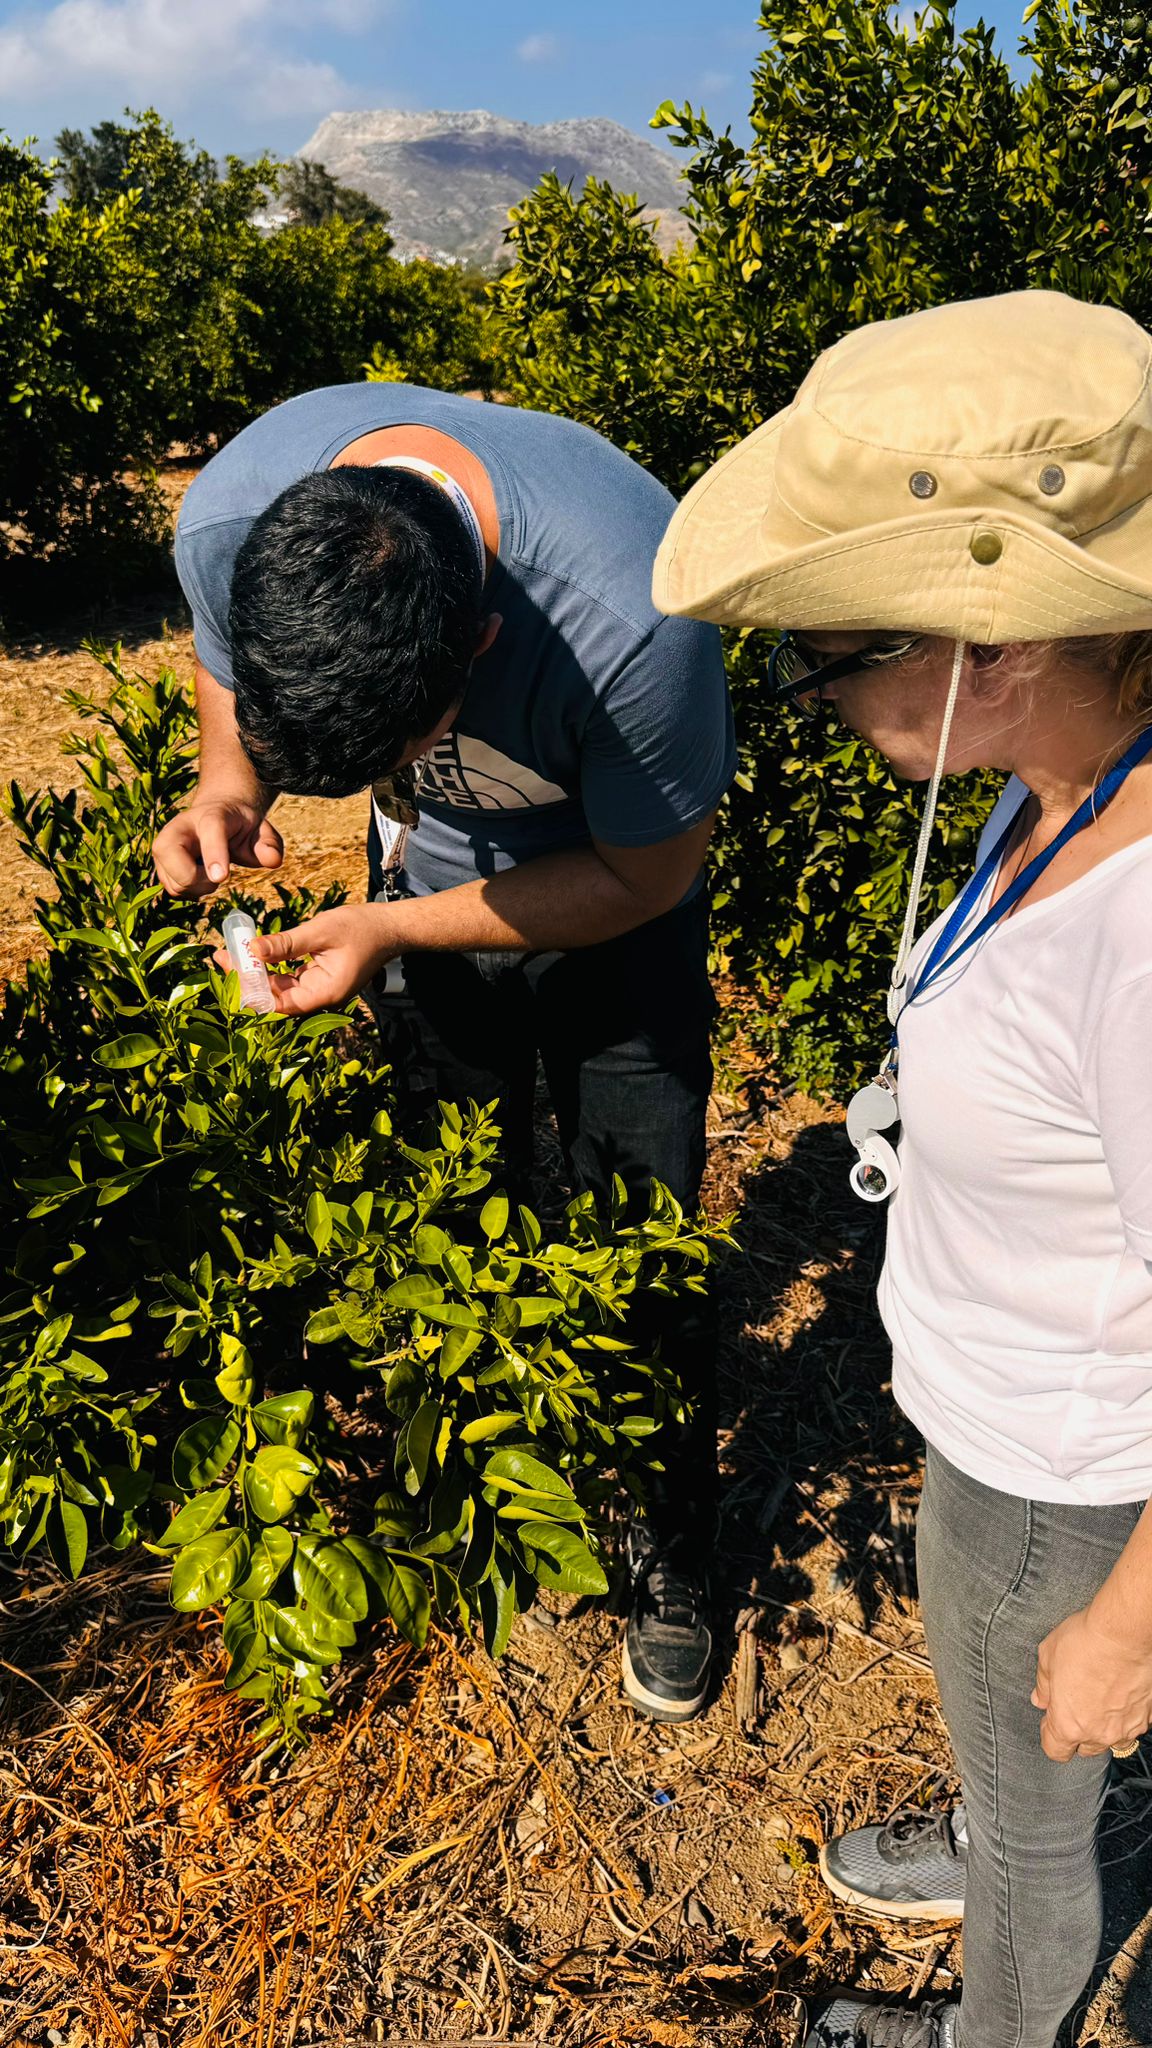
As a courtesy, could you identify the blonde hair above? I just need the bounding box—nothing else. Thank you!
[1063,633,1152,718]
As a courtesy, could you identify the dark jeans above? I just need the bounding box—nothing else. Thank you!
[917,1445,1147,2048]
[369,888,719,1542]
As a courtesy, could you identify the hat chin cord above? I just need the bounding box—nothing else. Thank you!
[886,637,967,1031]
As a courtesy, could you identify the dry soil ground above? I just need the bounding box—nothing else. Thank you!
[1,543,1150,2048]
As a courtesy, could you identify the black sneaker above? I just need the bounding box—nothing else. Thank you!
[819,1804,967,1920]
[621,1525,713,1723]
[805,1996,959,2046]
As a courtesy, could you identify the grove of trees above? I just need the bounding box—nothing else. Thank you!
[1,111,495,581]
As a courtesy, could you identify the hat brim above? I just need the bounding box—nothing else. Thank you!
[654,412,1152,641]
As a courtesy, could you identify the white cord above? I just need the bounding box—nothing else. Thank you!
[887,638,967,1029]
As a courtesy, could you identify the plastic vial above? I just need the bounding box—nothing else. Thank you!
[221,910,275,1015]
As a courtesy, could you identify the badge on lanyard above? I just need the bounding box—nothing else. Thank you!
[371,759,427,899]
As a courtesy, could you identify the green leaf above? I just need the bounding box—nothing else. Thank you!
[385,1357,426,1417]
[232,1525,294,1599]
[460,1412,524,1444]
[244,1444,319,1524]
[483,1448,578,1505]
[170,1528,252,1611]
[271,1604,346,1665]
[251,1389,315,1447]
[517,1521,608,1597]
[293,1013,351,1039]
[94,1032,162,1070]
[305,1191,333,1253]
[344,1537,431,1648]
[373,1491,418,1539]
[439,1326,483,1378]
[513,1298,560,1327]
[459,1503,496,1587]
[215,1333,255,1406]
[414,1223,450,1263]
[384,1560,431,1646]
[304,1305,345,1344]
[441,1246,473,1291]
[476,1550,517,1658]
[419,1300,484,1330]
[293,1534,369,1623]
[224,1621,270,1691]
[480,1193,509,1242]
[155,1485,231,1549]
[399,1399,441,1496]
[384,1275,445,1311]
[47,1498,88,1579]
[172,1413,241,1489]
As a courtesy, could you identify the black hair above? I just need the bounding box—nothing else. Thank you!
[228,465,484,796]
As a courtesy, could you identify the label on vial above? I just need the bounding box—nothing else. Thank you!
[231,927,258,973]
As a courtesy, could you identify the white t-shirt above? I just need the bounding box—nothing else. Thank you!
[879,776,1152,1505]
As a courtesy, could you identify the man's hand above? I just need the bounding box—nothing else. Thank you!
[221,906,397,1016]
[153,798,284,899]
[1032,1607,1152,1761]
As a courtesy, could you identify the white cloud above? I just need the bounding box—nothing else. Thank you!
[700,70,733,92]
[0,0,392,124]
[516,32,561,64]
[245,60,351,121]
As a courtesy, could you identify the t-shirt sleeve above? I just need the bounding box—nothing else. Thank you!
[174,517,245,690]
[578,615,736,847]
[1082,970,1152,1260]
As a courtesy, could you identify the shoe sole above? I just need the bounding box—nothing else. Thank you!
[621,1639,709,1723]
[818,1844,964,1921]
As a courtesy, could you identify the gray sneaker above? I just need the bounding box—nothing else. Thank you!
[819,1804,966,1920]
[806,1996,959,2046]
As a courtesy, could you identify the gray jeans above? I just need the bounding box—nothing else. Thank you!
[917,1446,1146,2048]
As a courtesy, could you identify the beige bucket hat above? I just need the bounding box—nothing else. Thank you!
[653,290,1152,641]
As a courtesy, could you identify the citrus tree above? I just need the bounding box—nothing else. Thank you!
[0,137,169,571]
[0,654,725,1740]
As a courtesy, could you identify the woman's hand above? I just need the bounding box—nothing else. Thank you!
[1033,1607,1152,1761]
[213,906,397,1016]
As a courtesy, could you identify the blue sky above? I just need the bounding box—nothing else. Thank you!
[1,0,1034,164]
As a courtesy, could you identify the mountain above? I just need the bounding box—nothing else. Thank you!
[296,108,690,266]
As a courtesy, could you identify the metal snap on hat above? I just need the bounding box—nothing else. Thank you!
[652,290,1152,642]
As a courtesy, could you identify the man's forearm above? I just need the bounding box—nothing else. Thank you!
[377,844,679,957]
[192,663,277,812]
[249,818,714,1012]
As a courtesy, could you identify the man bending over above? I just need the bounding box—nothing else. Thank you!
[153,382,735,1721]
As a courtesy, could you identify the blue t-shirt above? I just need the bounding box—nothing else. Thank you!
[174,385,735,895]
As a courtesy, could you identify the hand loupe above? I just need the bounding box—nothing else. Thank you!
[846,1077,901,1203]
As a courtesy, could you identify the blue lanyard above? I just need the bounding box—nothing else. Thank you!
[896,722,1152,1028]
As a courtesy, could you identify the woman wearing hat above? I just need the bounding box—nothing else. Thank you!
[654,289,1152,2048]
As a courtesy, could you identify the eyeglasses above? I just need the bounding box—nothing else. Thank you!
[766,633,922,719]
